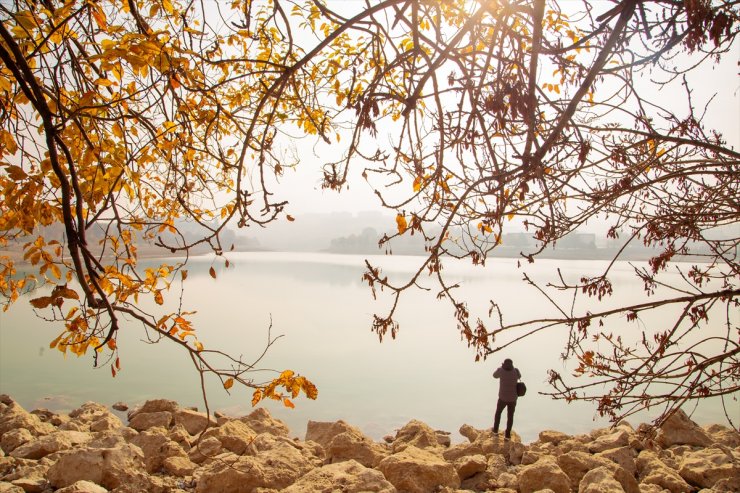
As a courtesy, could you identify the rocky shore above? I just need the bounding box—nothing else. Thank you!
[0,394,737,493]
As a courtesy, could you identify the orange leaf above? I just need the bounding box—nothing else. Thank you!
[396,214,408,234]
[283,398,295,409]
[286,215,295,222]
[251,389,262,407]
[29,296,53,309]
[209,267,216,279]
[223,377,234,390]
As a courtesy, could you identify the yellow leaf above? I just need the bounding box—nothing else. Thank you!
[194,341,204,351]
[49,333,63,349]
[396,214,408,234]
[252,389,262,407]
[223,377,234,390]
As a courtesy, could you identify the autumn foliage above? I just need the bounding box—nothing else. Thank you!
[1,0,738,425]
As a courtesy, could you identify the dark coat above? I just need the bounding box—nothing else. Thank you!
[493,361,521,402]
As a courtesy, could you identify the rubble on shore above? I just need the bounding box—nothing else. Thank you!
[0,394,737,493]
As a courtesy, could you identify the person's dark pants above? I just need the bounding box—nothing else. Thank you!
[493,399,516,437]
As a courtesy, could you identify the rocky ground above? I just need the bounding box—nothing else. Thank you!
[0,394,738,493]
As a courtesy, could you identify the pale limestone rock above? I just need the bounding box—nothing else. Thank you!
[496,472,519,490]
[46,443,148,490]
[173,409,216,436]
[195,441,315,493]
[129,428,187,473]
[539,430,571,445]
[579,466,626,493]
[459,453,507,492]
[678,445,740,489]
[0,429,33,454]
[305,419,386,467]
[246,433,322,469]
[89,414,122,432]
[127,411,173,432]
[188,436,223,464]
[589,429,631,453]
[89,430,128,449]
[517,457,572,493]
[9,476,47,493]
[656,410,713,448]
[391,419,445,452]
[66,402,120,432]
[163,456,197,477]
[376,445,459,493]
[10,430,92,460]
[557,450,639,493]
[282,459,396,493]
[453,454,487,480]
[239,407,290,437]
[459,424,481,443]
[638,485,669,493]
[442,430,520,462]
[0,482,24,493]
[597,446,638,477]
[304,420,358,449]
[201,420,255,455]
[54,480,108,493]
[0,403,54,438]
[703,424,740,448]
[637,449,692,493]
[128,399,179,419]
[167,424,193,451]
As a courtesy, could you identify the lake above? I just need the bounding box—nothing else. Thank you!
[0,252,735,442]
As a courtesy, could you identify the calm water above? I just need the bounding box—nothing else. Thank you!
[0,252,735,442]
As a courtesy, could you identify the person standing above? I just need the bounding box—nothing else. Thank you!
[493,358,521,440]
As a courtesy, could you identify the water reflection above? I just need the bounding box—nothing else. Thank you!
[0,252,734,443]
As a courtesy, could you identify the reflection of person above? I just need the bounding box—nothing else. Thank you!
[493,358,521,440]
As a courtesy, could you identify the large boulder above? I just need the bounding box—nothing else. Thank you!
[127,411,173,431]
[128,399,179,418]
[391,420,445,452]
[0,429,33,454]
[10,430,92,460]
[636,449,692,493]
[579,466,626,493]
[588,428,631,453]
[305,420,387,467]
[517,457,571,493]
[0,402,54,438]
[239,407,290,437]
[63,402,122,432]
[201,420,256,455]
[377,445,460,493]
[538,430,572,446]
[304,420,356,448]
[195,441,316,493]
[128,428,188,473]
[173,408,216,436]
[45,443,148,490]
[703,424,740,447]
[282,459,396,493]
[557,450,639,493]
[656,410,713,448]
[188,436,224,464]
[678,445,740,489]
